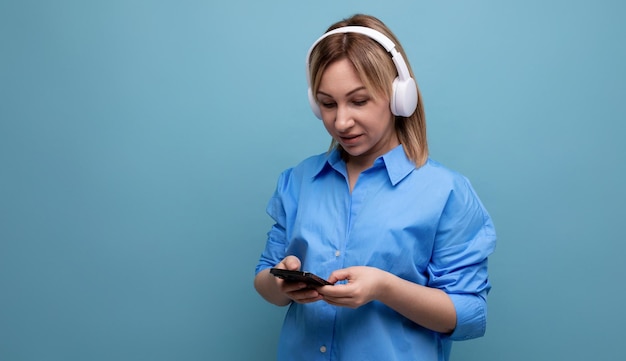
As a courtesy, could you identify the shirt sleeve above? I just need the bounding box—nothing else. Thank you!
[255,169,293,275]
[447,291,488,340]
[427,176,497,340]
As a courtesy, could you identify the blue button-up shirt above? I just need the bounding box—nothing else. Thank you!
[256,144,496,361]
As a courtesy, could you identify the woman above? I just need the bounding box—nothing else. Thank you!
[254,14,496,361]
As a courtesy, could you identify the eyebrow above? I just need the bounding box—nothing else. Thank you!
[317,86,367,98]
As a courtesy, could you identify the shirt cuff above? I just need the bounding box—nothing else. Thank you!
[446,293,487,341]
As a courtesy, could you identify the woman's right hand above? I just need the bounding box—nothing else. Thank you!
[273,256,324,304]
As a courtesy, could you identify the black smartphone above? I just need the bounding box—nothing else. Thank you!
[269,268,332,286]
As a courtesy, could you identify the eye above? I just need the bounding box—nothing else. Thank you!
[350,91,371,106]
[320,101,336,109]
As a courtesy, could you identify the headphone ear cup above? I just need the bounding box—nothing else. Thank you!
[391,77,418,117]
[308,87,322,119]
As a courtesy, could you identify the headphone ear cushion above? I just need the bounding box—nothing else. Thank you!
[391,77,418,117]
[308,87,322,119]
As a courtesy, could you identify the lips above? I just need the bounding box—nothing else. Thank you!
[339,134,362,145]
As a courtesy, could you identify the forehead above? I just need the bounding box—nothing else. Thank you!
[317,59,364,94]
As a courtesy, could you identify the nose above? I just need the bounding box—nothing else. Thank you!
[334,104,354,132]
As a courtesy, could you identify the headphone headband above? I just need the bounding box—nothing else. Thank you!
[305,26,418,119]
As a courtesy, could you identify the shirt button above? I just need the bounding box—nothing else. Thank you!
[320,345,327,353]
[335,250,341,257]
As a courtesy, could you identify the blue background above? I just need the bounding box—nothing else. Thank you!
[1,1,624,360]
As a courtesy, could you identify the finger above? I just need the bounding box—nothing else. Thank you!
[297,295,324,304]
[282,255,302,271]
[317,283,352,297]
[289,288,322,303]
[328,269,353,283]
[321,293,351,302]
[281,282,308,293]
[321,295,352,307]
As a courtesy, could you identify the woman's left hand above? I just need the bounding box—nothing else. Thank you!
[316,266,389,308]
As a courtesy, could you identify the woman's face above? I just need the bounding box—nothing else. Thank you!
[316,58,398,167]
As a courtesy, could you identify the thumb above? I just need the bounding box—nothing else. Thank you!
[282,255,302,271]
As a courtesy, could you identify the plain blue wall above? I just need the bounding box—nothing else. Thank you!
[1,1,625,360]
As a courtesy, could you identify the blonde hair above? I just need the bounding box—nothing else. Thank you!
[308,14,428,167]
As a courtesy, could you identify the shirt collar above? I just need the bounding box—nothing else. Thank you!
[380,144,417,186]
[312,149,343,179]
[313,144,416,186]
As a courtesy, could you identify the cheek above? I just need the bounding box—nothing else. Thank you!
[321,118,335,134]
[324,122,334,137]
[371,117,397,139]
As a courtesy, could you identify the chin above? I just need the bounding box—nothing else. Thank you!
[342,147,367,158]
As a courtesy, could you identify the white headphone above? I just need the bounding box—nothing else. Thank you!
[305,26,418,119]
